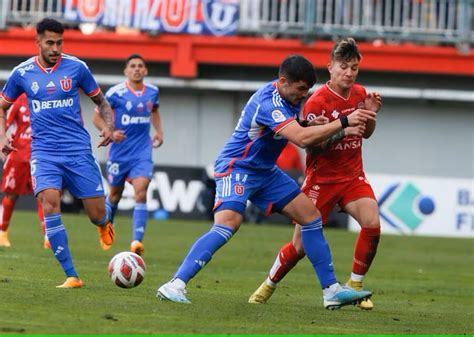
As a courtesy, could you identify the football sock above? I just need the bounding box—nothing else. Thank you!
[45,214,78,277]
[36,199,45,234]
[174,224,234,284]
[0,197,15,232]
[132,203,148,242]
[91,213,108,227]
[105,197,118,223]
[268,241,304,284]
[300,217,337,288]
[352,227,381,275]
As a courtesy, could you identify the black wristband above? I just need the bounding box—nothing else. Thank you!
[340,116,349,129]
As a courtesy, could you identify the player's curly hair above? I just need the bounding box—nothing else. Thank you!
[331,38,362,62]
[36,18,64,35]
[279,55,316,87]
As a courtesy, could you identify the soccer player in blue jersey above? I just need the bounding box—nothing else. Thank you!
[0,18,115,288]
[93,54,163,256]
[157,55,377,309]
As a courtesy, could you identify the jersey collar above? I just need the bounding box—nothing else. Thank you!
[35,55,62,74]
[326,81,352,101]
[126,81,146,97]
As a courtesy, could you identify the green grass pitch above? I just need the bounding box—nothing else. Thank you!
[0,210,472,335]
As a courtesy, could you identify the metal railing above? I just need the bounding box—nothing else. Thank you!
[239,0,473,48]
[1,0,62,28]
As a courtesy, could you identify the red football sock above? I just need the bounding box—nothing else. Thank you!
[36,200,45,234]
[268,242,305,283]
[1,197,16,232]
[352,227,381,275]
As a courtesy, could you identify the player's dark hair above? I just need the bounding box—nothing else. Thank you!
[126,54,146,67]
[331,38,362,62]
[36,18,64,35]
[279,55,316,87]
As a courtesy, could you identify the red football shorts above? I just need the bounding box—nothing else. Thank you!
[1,158,33,195]
[302,176,376,224]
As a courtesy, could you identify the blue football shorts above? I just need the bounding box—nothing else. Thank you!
[214,166,301,215]
[106,158,153,186]
[30,152,105,198]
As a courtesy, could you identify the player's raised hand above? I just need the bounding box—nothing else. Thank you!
[365,92,382,112]
[347,109,377,126]
[112,129,126,144]
[98,127,114,147]
[0,136,17,160]
[152,132,163,148]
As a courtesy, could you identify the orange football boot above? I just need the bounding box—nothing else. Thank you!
[97,222,115,250]
[56,277,83,288]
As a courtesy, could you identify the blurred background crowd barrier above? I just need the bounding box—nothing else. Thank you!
[1,0,472,49]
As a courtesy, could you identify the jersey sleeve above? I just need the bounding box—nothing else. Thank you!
[257,98,295,133]
[105,88,118,110]
[1,70,24,103]
[78,62,101,97]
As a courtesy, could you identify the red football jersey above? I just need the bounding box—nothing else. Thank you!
[6,94,31,162]
[303,82,367,184]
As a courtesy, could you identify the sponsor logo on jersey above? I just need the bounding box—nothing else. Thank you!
[31,98,74,113]
[60,78,72,92]
[46,81,57,95]
[271,109,286,123]
[137,102,144,113]
[121,114,150,125]
[333,139,362,151]
[31,81,39,94]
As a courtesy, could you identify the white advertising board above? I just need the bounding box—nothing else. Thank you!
[349,174,474,238]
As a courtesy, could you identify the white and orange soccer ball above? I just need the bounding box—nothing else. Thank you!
[108,252,146,288]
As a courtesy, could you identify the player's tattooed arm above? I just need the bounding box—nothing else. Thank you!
[90,92,114,147]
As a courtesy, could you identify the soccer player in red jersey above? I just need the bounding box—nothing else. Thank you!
[0,93,47,248]
[249,38,382,310]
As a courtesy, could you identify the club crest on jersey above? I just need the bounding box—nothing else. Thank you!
[31,81,39,94]
[146,100,153,112]
[272,110,286,123]
[125,101,132,111]
[60,78,72,92]
[234,184,245,196]
[331,110,339,119]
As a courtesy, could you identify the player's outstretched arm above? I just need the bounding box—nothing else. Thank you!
[151,107,164,148]
[279,109,375,148]
[90,92,115,147]
[0,98,17,159]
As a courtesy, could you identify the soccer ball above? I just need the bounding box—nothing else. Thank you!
[108,252,146,288]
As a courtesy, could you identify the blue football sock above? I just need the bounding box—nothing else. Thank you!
[175,224,234,283]
[44,214,78,278]
[300,217,337,288]
[105,197,118,223]
[133,203,148,242]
